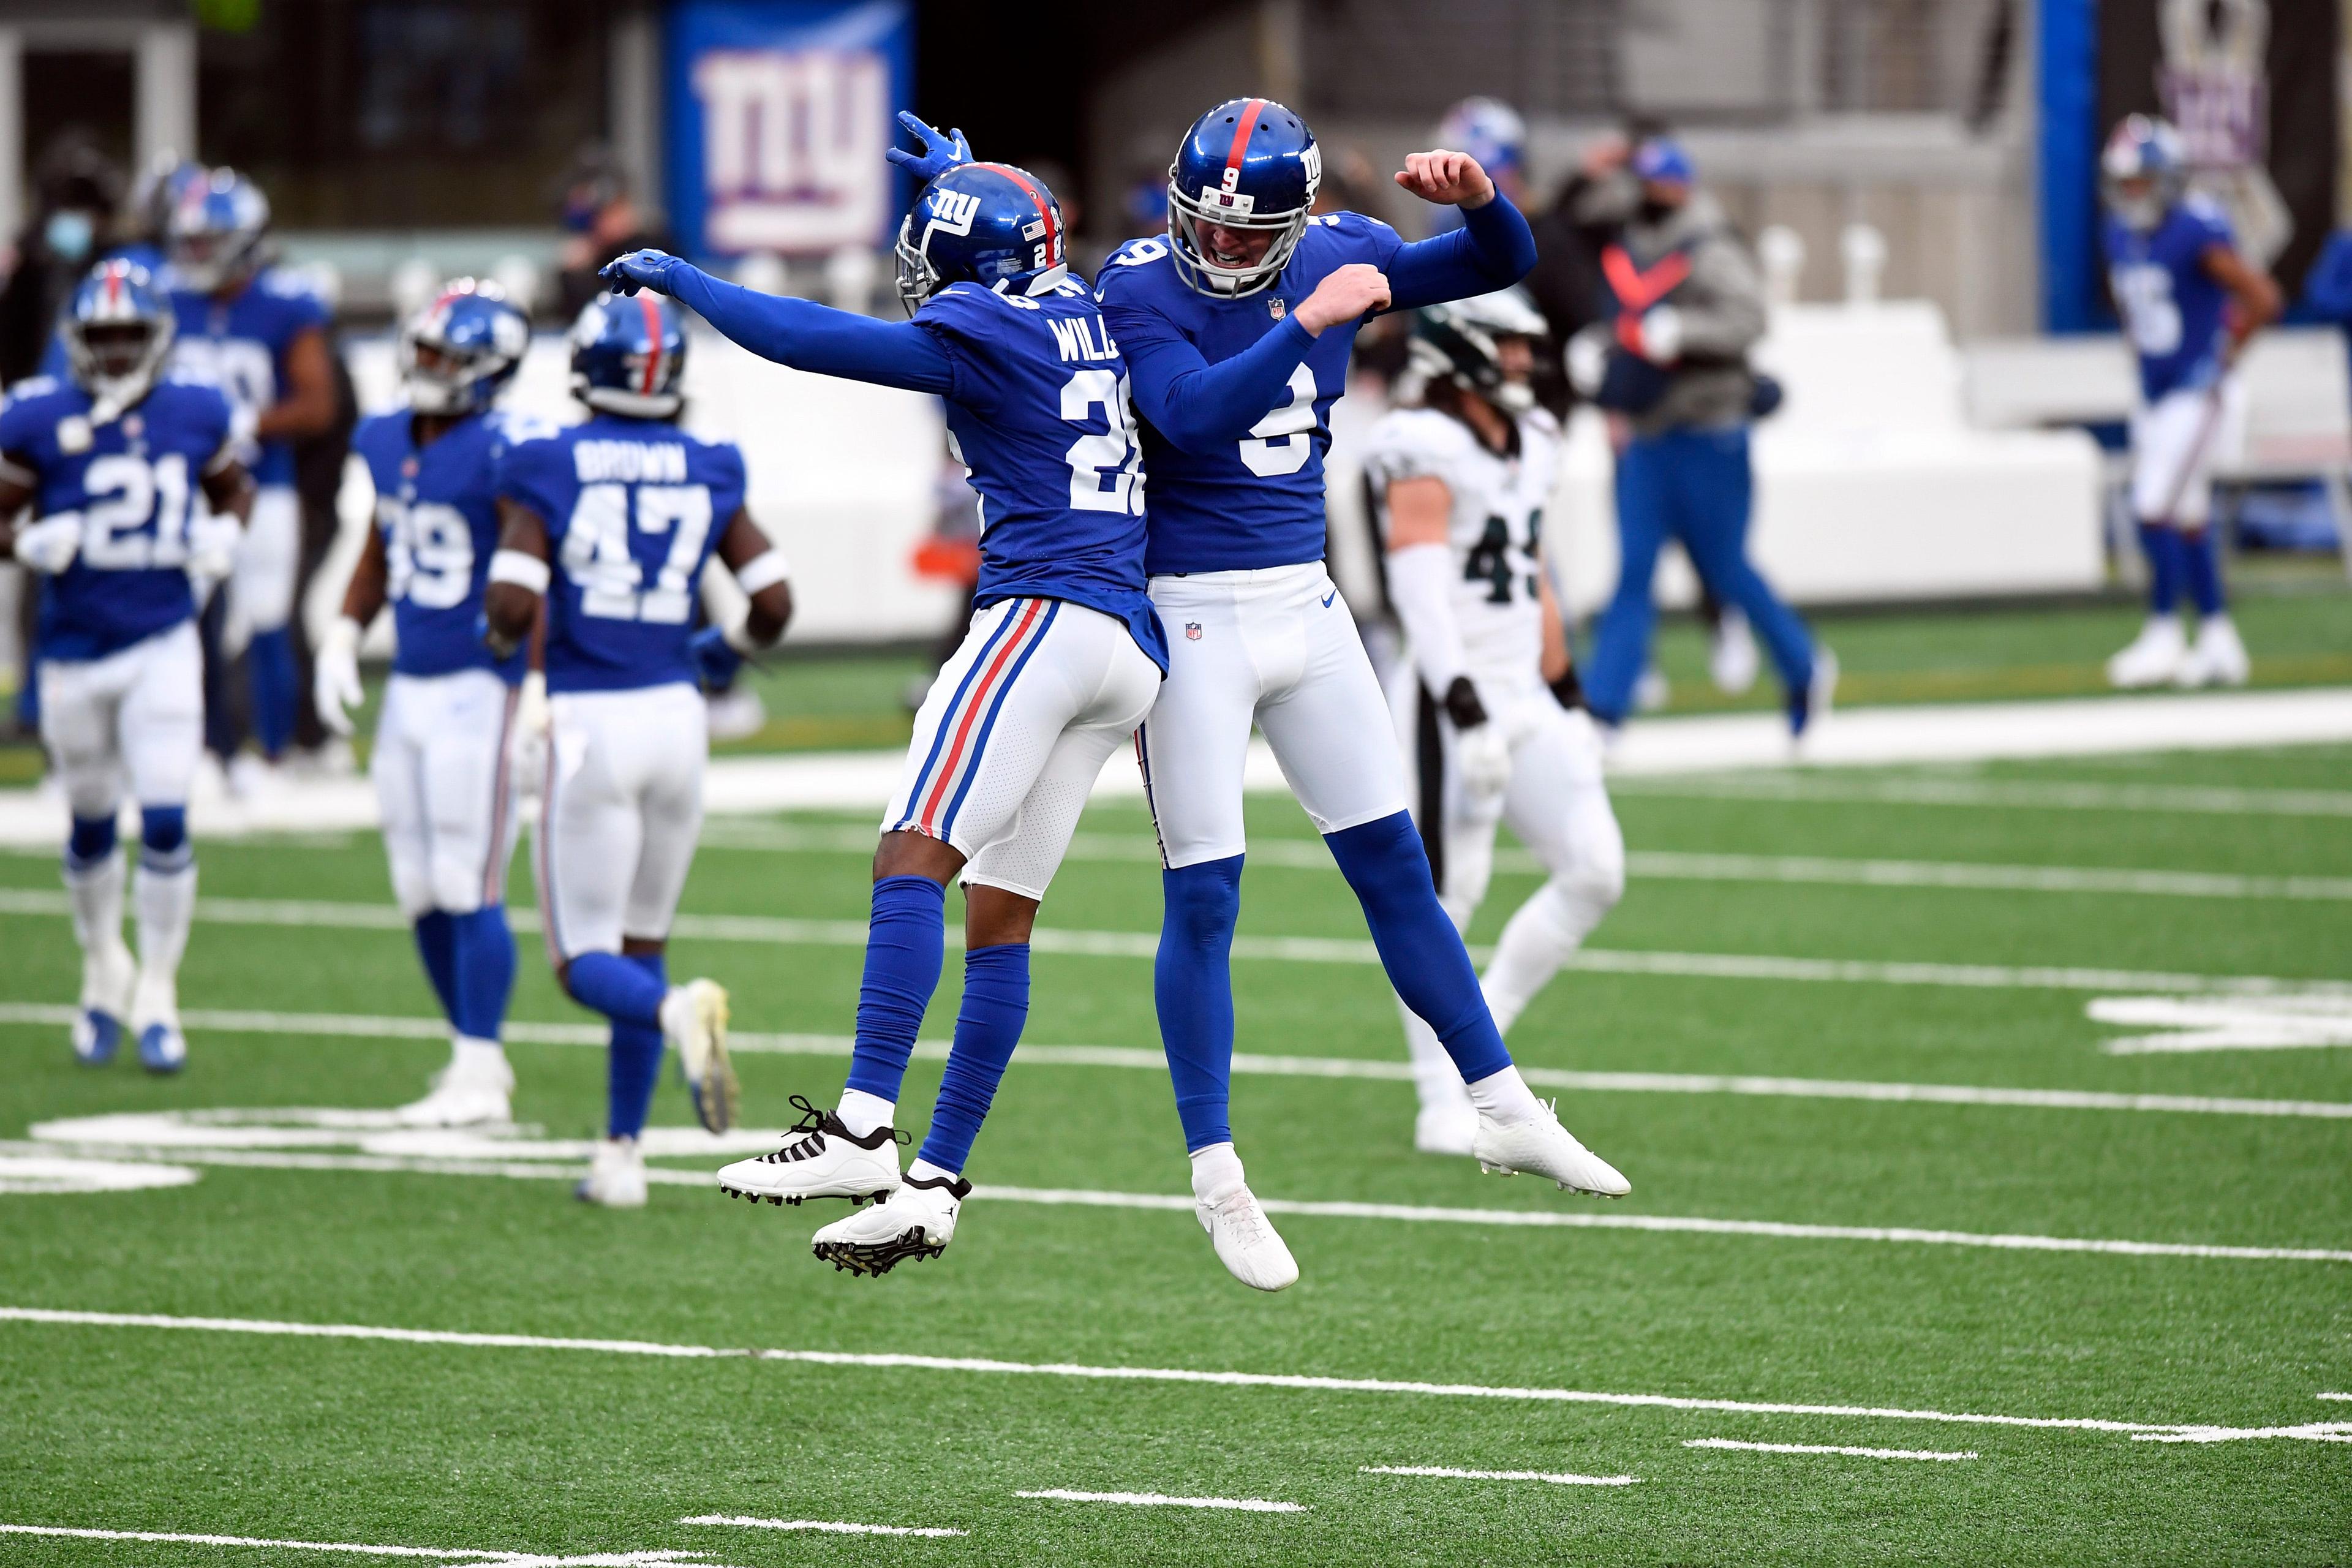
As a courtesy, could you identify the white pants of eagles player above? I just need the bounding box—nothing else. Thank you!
[1139,562,1407,867]
[534,683,706,962]
[1390,668,1624,1142]
[372,669,522,920]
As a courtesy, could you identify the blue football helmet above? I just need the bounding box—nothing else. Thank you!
[400,279,530,417]
[166,167,270,292]
[892,162,1068,318]
[1167,97,1322,299]
[1437,97,1526,179]
[61,258,177,409]
[2102,114,2188,232]
[130,153,205,247]
[568,291,687,420]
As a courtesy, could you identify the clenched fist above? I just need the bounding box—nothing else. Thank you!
[1395,149,1496,209]
[1295,263,1392,336]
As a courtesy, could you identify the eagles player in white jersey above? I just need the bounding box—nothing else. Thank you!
[1365,292,1624,1154]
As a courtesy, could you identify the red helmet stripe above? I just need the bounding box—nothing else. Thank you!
[1223,99,1267,181]
[986,164,1060,269]
[635,292,663,395]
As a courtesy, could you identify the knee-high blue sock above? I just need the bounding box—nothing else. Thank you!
[412,911,459,1024]
[2180,527,2226,616]
[247,626,297,760]
[566,949,666,1029]
[68,814,118,870]
[606,952,668,1140]
[1158,856,1243,1152]
[447,906,515,1042]
[1327,812,1513,1085]
[917,943,1031,1174]
[845,875,948,1102]
[2138,522,2186,615]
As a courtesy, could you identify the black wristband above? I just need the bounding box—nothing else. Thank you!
[1442,675,1488,730]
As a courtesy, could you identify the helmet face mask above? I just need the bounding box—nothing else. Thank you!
[62,262,176,411]
[2101,114,2187,233]
[166,170,270,293]
[568,292,688,420]
[399,280,527,417]
[1166,98,1321,299]
[1408,290,1547,420]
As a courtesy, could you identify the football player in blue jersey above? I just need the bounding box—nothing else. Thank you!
[314,281,538,1128]
[162,169,339,785]
[600,134,1164,1276]
[1090,98,1629,1289]
[0,260,252,1072]
[483,292,793,1207]
[2099,115,2280,690]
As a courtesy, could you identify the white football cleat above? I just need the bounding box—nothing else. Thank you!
[74,941,135,1067]
[130,969,186,1076]
[576,1135,647,1208]
[393,1054,515,1128]
[810,1170,968,1276]
[662,978,736,1134]
[1196,1182,1299,1292]
[1414,1096,1479,1158]
[2176,615,2250,688]
[1473,1106,1630,1197]
[716,1095,902,1206]
[1709,606,1760,694]
[2107,616,2186,688]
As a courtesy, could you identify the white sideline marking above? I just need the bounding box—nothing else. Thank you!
[2318,1392,2351,1401]
[0,1522,501,1558]
[1360,1465,1640,1487]
[0,1153,200,1195]
[10,1003,2349,1122]
[1609,774,2352,818]
[2,887,2340,997]
[2090,994,2352,1054]
[2130,1423,2352,1445]
[0,1305,2308,1441]
[679,1515,965,1538]
[1682,1439,1977,1461]
[1014,1491,1304,1513]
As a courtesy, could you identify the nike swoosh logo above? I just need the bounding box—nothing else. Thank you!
[1321,591,1336,608]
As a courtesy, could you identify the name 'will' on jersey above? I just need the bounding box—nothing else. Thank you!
[911,275,1166,669]
[1363,404,1562,683]
[2103,196,2235,403]
[494,412,748,694]
[1096,210,1408,578]
[0,373,236,663]
[352,405,548,684]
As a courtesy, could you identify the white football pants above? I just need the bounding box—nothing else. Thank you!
[38,619,204,818]
[534,682,706,962]
[372,669,522,919]
[2130,377,2248,527]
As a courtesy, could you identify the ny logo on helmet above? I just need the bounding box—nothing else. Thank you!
[927,188,982,237]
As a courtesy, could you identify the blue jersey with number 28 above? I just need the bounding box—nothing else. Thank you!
[353,406,540,684]
[0,373,235,662]
[496,413,747,695]
[2104,197,2235,403]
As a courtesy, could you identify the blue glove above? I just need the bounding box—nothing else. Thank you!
[689,625,747,693]
[884,111,971,184]
[598,249,687,297]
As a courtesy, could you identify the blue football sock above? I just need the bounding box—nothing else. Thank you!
[2138,522,2187,615]
[1157,856,1243,1152]
[1326,812,1513,1085]
[845,875,948,1103]
[67,814,117,872]
[412,911,459,1024]
[917,943,1031,1175]
[447,906,516,1042]
[2181,527,2226,617]
[247,626,298,760]
[565,949,666,1030]
[606,952,668,1140]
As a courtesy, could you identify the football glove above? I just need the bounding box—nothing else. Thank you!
[313,615,364,738]
[884,112,971,184]
[11,511,81,575]
[186,511,241,581]
[689,625,747,694]
[597,249,685,297]
[1442,676,1512,801]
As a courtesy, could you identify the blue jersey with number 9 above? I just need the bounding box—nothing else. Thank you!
[353,406,540,684]
[0,373,235,662]
[496,413,747,694]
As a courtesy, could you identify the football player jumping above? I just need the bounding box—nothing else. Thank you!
[1094,99,1629,1291]
[1,260,252,1072]
[482,294,794,1207]
[1365,292,1624,1155]
[315,281,538,1127]
[600,128,1166,1275]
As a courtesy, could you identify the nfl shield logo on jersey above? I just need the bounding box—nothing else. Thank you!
[1185,621,1202,641]
[1267,297,1286,322]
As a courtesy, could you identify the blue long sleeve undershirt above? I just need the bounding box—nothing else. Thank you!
[659,265,957,396]
[1387,192,1539,311]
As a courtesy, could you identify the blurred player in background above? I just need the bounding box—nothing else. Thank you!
[2099,114,2280,689]
[1569,137,1829,737]
[606,127,1164,1276]
[1366,292,1623,1156]
[484,293,793,1207]
[315,281,537,1128]
[0,260,251,1072]
[1424,97,1529,238]
[163,170,339,790]
[552,145,679,323]
[1098,97,1628,1294]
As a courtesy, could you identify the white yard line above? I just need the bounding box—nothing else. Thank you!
[1012,1491,1304,1513]
[1608,774,2352,818]
[0,1305,2307,1441]
[6,1003,2349,1121]
[0,1523,502,1558]
[677,1515,965,1538]
[2129,1423,2352,1445]
[1359,1466,1640,1487]
[2318,1392,2351,1402]
[2,887,2339,997]
[1681,1439,1976,1461]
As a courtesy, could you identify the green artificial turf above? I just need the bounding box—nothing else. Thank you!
[1,743,2348,1564]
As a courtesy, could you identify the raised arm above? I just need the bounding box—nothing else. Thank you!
[600,251,956,396]
[1386,151,1538,310]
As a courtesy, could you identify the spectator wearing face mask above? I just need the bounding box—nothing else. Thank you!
[0,132,126,386]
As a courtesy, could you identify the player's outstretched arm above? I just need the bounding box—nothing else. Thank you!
[598,251,956,396]
[1385,149,1537,311]
[483,497,551,660]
